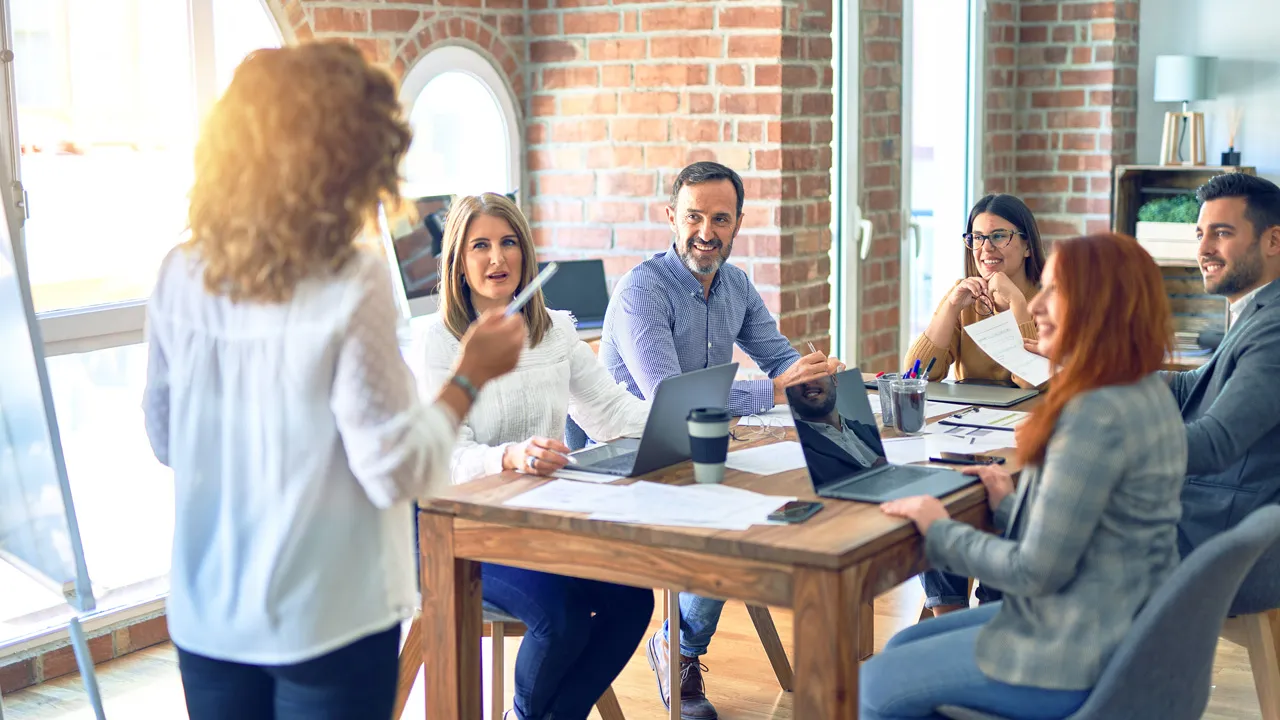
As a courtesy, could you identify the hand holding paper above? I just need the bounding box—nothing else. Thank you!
[962,310,1052,386]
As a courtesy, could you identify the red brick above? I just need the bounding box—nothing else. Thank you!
[619,91,680,114]
[587,146,644,169]
[1019,25,1048,43]
[650,35,723,59]
[0,658,35,693]
[1061,69,1116,86]
[587,201,648,224]
[1066,197,1112,215]
[801,93,833,116]
[686,92,715,113]
[599,172,657,196]
[754,64,782,86]
[728,35,783,58]
[782,65,819,87]
[1031,90,1086,108]
[720,92,783,116]
[531,12,558,35]
[1039,218,1086,239]
[538,174,596,197]
[550,119,608,142]
[313,8,368,33]
[1046,111,1102,129]
[719,6,783,29]
[645,145,688,169]
[542,67,599,90]
[716,64,746,86]
[616,228,673,250]
[588,39,646,61]
[1063,2,1118,20]
[1015,175,1071,194]
[371,9,419,33]
[602,66,632,87]
[560,93,618,115]
[1021,4,1059,21]
[563,11,620,34]
[530,40,581,63]
[672,118,720,143]
[1073,47,1094,64]
[1052,25,1077,43]
[602,254,647,277]
[611,118,668,143]
[1091,22,1116,41]
[755,148,782,171]
[533,201,584,223]
[555,227,613,249]
[641,6,714,32]
[123,616,170,652]
[635,64,708,88]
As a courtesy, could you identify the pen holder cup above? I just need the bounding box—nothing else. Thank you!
[876,373,900,426]
[890,378,928,435]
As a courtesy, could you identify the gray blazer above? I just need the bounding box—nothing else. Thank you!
[925,375,1187,690]
[1166,278,1280,554]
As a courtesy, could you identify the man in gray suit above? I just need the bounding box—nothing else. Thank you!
[1166,173,1280,555]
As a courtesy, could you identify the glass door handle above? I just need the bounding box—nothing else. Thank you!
[909,221,922,259]
[858,218,874,260]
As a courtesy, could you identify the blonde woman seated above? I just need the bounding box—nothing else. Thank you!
[905,194,1047,389]
[865,233,1187,719]
[419,193,654,720]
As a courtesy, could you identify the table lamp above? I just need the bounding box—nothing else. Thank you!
[1154,55,1216,166]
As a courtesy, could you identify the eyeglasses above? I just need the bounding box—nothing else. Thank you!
[730,415,788,442]
[974,292,996,316]
[962,230,1023,250]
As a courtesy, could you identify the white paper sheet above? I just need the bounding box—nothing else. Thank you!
[724,441,807,475]
[884,434,1013,464]
[875,400,971,420]
[737,405,796,427]
[506,479,796,531]
[504,480,633,513]
[550,468,624,484]
[922,423,1014,452]
[961,310,1052,386]
[938,407,1028,431]
[881,436,931,465]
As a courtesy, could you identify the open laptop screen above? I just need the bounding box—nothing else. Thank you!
[784,368,890,492]
[537,259,610,328]
[389,195,452,315]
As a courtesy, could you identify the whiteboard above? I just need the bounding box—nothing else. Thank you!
[0,175,95,613]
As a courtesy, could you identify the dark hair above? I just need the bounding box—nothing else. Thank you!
[1196,173,1280,238]
[964,194,1047,284]
[669,161,745,217]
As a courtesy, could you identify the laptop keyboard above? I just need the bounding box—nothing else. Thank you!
[582,452,637,475]
[834,465,936,497]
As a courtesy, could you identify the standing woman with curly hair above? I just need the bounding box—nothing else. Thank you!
[141,42,525,720]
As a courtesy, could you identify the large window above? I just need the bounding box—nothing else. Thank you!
[0,0,281,649]
[7,0,280,350]
[399,46,520,200]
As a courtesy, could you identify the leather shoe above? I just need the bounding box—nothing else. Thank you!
[645,631,718,720]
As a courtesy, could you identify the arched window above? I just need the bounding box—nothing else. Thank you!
[399,45,521,200]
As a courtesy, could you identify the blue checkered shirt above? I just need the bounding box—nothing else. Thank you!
[599,246,800,417]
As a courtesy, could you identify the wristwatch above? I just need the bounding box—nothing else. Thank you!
[449,374,479,402]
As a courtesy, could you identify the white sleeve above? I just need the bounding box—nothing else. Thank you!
[330,259,461,508]
[142,292,171,468]
[567,337,650,441]
[416,324,512,486]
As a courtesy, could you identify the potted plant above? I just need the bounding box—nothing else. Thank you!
[1135,194,1200,262]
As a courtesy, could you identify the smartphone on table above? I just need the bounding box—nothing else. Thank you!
[768,500,824,524]
[929,451,1006,466]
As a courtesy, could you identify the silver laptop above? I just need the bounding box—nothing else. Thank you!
[568,363,738,477]
[790,369,975,502]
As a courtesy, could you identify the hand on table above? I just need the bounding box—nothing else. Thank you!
[504,436,575,476]
[880,495,950,535]
[962,464,1016,512]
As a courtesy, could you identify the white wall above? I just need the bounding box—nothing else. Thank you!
[1138,0,1280,184]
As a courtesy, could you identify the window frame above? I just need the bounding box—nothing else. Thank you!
[398,44,523,204]
[0,0,284,357]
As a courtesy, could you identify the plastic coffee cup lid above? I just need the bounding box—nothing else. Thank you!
[688,407,731,422]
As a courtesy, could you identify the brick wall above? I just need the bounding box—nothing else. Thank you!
[981,0,1141,241]
[857,1,904,373]
[0,614,169,695]
[523,0,835,355]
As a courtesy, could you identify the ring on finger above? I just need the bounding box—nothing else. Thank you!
[526,455,537,469]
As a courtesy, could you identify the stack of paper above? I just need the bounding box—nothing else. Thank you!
[504,480,796,531]
[962,310,1052,386]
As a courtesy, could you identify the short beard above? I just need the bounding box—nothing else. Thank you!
[678,237,732,276]
[1205,239,1265,297]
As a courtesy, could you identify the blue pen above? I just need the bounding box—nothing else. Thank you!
[909,359,921,379]
[923,357,936,379]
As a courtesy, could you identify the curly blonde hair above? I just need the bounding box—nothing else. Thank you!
[187,42,412,302]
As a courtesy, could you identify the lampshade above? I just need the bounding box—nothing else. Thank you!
[1153,55,1217,103]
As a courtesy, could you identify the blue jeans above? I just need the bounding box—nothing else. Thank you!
[661,593,724,657]
[860,602,1090,720]
[564,416,590,451]
[177,625,399,720]
[482,563,654,720]
[919,569,1003,609]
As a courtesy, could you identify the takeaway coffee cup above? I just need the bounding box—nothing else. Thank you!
[687,408,732,484]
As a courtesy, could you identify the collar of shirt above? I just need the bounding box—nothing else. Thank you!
[659,243,722,299]
[1230,282,1268,327]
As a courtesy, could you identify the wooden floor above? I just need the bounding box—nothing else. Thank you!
[2,581,1265,719]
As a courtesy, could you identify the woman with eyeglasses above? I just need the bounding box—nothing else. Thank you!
[905,194,1047,389]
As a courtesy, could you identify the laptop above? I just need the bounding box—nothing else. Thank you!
[384,194,454,318]
[538,259,610,329]
[861,377,1038,408]
[567,363,737,477]
[789,369,975,502]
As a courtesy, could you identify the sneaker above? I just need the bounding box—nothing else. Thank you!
[645,631,718,720]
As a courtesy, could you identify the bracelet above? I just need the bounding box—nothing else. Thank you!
[449,374,479,402]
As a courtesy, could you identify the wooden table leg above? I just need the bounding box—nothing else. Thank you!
[420,512,483,720]
[792,565,866,719]
[667,589,681,720]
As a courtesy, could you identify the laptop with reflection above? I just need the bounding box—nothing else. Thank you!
[567,363,737,477]
[538,259,610,330]
[786,369,975,503]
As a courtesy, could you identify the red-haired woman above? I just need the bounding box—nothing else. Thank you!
[862,233,1188,719]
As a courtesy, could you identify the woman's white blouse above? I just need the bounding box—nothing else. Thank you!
[418,309,649,484]
[142,247,458,665]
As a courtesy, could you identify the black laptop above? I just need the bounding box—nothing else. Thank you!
[538,259,610,330]
[788,369,975,502]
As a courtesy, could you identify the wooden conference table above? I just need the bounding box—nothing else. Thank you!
[416,377,1038,719]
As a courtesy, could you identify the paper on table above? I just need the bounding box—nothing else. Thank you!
[589,481,794,530]
[939,407,1028,431]
[962,310,1052,386]
[883,434,1013,464]
[737,405,796,427]
[881,437,930,465]
[724,441,807,475]
[922,423,1014,452]
[550,468,622,484]
[504,480,632,513]
[875,400,971,419]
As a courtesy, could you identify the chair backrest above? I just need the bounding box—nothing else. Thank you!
[1230,529,1280,616]
[1067,505,1280,720]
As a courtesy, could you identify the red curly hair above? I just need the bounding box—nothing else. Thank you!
[1015,233,1174,465]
